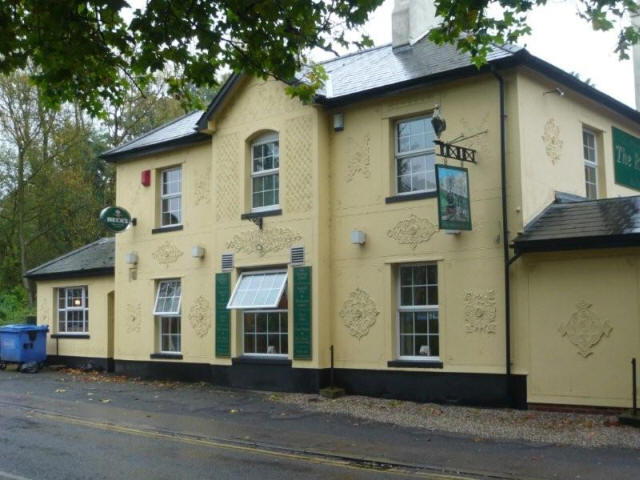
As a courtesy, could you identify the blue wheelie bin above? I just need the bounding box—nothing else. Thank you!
[0,324,49,370]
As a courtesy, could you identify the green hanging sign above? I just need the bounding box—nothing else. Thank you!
[293,266,312,360]
[612,127,640,191]
[99,206,131,232]
[215,273,231,358]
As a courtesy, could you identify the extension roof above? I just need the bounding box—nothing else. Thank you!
[513,194,640,254]
[103,37,640,162]
[25,237,115,280]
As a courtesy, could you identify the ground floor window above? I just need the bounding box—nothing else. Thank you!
[153,279,181,353]
[243,311,288,355]
[398,264,439,359]
[57,286,89,333]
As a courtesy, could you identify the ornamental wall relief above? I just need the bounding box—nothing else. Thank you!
[283,115,313,213]
[542,119,563,164]
[387,215,437,250]
[346,133,371,182]
[189,296,211,338]
[464,290,497,334]
[340,288,380,339]
[39,297,49,325]
[215,133,241,222]
[126,303,141,333]
[226,226,302,257]
[559,301,612,357]
[194,167,211,205]
[152,242,184,267]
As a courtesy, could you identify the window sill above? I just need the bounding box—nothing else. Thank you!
[150,353,183,360]
[385,191,437,204]
[51,334,90,339]
[232,356,291,366]
[387,359,443,369]
[241,209,282,220]
[151,225,183,234]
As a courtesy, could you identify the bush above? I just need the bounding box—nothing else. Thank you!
[0,286,33,325]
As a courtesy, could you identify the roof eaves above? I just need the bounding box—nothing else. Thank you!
[24,238,114,277]
[512,233,640,255]
[101,132,210,163]
[25,267,115,281]
[197,73,243,130]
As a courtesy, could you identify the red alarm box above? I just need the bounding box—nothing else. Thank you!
[141,169,151,186]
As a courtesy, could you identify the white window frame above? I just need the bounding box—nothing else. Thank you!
[153,279,182,354]
[160,166,182,227]
[227,269,288,310]
[396,263,440,361]
[583,129,598,200]
[242,309,289,358]
[251,132,280,213]
[57,286,89,334]
[394,115,436,196]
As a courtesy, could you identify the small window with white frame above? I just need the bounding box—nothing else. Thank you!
[153,279,182,353]
[160,166,182,226]
[395,116,436,195]
[251,132,279,212]
[57,286,89,333]
[583,129,598,200]
[397,264,439,359]
[227,270,288,356]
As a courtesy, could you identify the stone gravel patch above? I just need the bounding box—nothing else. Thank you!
[267,392,640,449]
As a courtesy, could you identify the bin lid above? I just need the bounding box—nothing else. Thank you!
[0,324,49,333]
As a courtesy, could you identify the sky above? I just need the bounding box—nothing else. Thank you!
[317,0,635,107]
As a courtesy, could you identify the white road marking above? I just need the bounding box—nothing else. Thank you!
[0,470,33,480]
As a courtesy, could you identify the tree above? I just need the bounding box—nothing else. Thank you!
[0,1,382,116]
[429,0,640,66]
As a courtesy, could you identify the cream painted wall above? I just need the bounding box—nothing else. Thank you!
[36,276,114,359]
[516,68,640,224]
[519,249,640,408]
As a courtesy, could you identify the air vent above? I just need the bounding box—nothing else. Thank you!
[290,246,305,266]
[221,253,234,272]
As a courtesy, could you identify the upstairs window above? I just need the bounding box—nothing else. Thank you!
[58,286,89,334]
[160,167,182,226]
[395,116,436,195]
[583,130,598,200]
[251,133,279,212]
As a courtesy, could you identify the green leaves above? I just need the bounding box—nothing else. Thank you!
[1,0,383,116]
[429,0,640,66]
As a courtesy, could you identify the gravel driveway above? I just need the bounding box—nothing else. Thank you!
[269,392,640,449]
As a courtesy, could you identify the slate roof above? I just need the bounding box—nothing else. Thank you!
[101,111,208,161]
[513,195,640,254]
[25,237,115,280]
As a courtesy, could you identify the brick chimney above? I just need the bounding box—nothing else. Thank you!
[392,0,438,48]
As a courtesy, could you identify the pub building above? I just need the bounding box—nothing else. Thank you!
[26,1,640,409]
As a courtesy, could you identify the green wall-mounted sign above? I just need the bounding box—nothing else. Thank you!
[293,266,312,360]
[215,273,231,357]
[99,206,131,232]
[436,164,472,231]
[612,127,640,191]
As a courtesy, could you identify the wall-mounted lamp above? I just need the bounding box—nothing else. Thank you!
[141,169,151,187]
[125,252,138,265]
[350,230,366,245]
[191,246,205,259]
[333,113,344,132]
[543,87,565,96]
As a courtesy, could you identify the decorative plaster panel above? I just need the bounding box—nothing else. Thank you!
[226,226,302,257]
[126,303,141,333]
[39,297,49,325]
[464,290,497,334]
[387,215,437,250]
[152,242,184,266]
[283,115,313,213]
[221,81,300,124]
[542,119,563,164]
[340,288,380,339]
[346,133,371,182]
[559,301,612,357]
[189,296,211,338]
[215,133,241,221]
[194,167,211,205]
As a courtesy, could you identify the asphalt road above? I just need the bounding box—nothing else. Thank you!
[1,368,639,480]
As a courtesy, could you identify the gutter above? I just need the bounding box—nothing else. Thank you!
[492,67,514,406]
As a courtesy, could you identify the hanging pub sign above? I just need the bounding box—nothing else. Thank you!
[612,127,640,191]
[99,206,132,232]
[436,164,472,231]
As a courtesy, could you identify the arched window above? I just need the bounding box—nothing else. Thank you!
[251,132,279,212]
